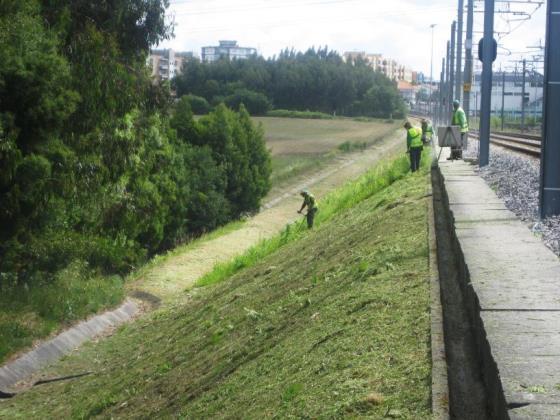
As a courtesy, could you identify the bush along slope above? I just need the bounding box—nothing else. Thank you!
[0,155,432,418]
[0,0,270,364]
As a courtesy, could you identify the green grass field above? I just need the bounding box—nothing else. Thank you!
[260,117,400,186]
[1,155,432,419]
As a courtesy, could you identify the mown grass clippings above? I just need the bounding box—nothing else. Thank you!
[126,219,247,284]
[1,155,431,419]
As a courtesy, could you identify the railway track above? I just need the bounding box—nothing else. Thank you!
[492,131,541,142]
[469,131,541,158]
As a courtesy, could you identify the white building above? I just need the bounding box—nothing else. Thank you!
[148,49,194,81]
[469,70,544,118]
[201,40,257,63]
[343,51,416,83]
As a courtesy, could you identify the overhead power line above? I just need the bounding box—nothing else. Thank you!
[171,5,456,34]
[169,0,364,16]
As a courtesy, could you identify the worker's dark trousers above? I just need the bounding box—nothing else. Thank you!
[307,208,318,229]
[451,133,466,159]
[409,147,422,172]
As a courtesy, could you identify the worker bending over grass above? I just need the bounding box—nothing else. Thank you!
[421,118,434,145]
[298,190,319,229]
[404,121,423,173]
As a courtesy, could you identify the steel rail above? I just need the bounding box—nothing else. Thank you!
[470,131,541,157]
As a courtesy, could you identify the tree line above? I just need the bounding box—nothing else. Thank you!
[173,47,407,118]
[0,1,271,294]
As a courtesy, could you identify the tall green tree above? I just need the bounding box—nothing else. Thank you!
[1,0,271,287]
[174,46,405,118]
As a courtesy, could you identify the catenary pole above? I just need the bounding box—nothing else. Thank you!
[463,0,474,116]
[445,41,451,122]
[521,58,527,132]
[440,58,445,125]
[501,70,506,131]
[429,24,437,121]
[478,0,495,167]
[449,21,456,119]
[455,0,464,101]
[539,0,560,217]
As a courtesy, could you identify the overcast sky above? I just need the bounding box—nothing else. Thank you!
[159,0,547,78]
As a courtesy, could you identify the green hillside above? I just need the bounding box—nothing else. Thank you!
[1,163,432,419]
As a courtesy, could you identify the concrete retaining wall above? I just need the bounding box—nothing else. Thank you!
[433,166,509,419]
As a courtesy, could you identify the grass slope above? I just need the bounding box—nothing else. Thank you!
[1,164,431,419]
[0,117,398,364]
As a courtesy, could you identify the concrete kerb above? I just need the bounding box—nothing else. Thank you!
[427,169,450,419]
[0,299,141,394]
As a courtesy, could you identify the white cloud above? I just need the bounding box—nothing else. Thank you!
[160,0,547,77]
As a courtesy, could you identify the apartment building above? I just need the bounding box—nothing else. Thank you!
[201,40,257,63]
[344,51,415,83]
[148,49,194,80]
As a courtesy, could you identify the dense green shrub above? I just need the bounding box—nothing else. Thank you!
[181,94,212,115]
[224,89,271,115]
[349,85,407,119]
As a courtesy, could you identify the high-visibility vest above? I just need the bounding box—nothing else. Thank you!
[452,108,469,133]
[423,124,434,139]
[304,194,318,210]
[408,127,423,148]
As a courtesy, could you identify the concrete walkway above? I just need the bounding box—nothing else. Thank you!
[437,150,560,419]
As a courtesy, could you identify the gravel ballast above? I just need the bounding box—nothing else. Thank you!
[464,141,560,256]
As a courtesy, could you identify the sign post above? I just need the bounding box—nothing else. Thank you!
[539,0,560,217]
[478,0,496,167]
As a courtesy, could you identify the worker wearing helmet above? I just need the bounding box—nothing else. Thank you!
[450,99,468,160]
[421,118,434,145]
[404,121,423,173]
[298,190,318,229]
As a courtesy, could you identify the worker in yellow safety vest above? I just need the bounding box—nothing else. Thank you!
[421,118,434,144]
[298,190,319,229]
[450,99,468,160]
[404,121,423,173]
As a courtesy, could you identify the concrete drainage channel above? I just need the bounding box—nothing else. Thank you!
[431,165,495,419]
[0,294,160,397]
